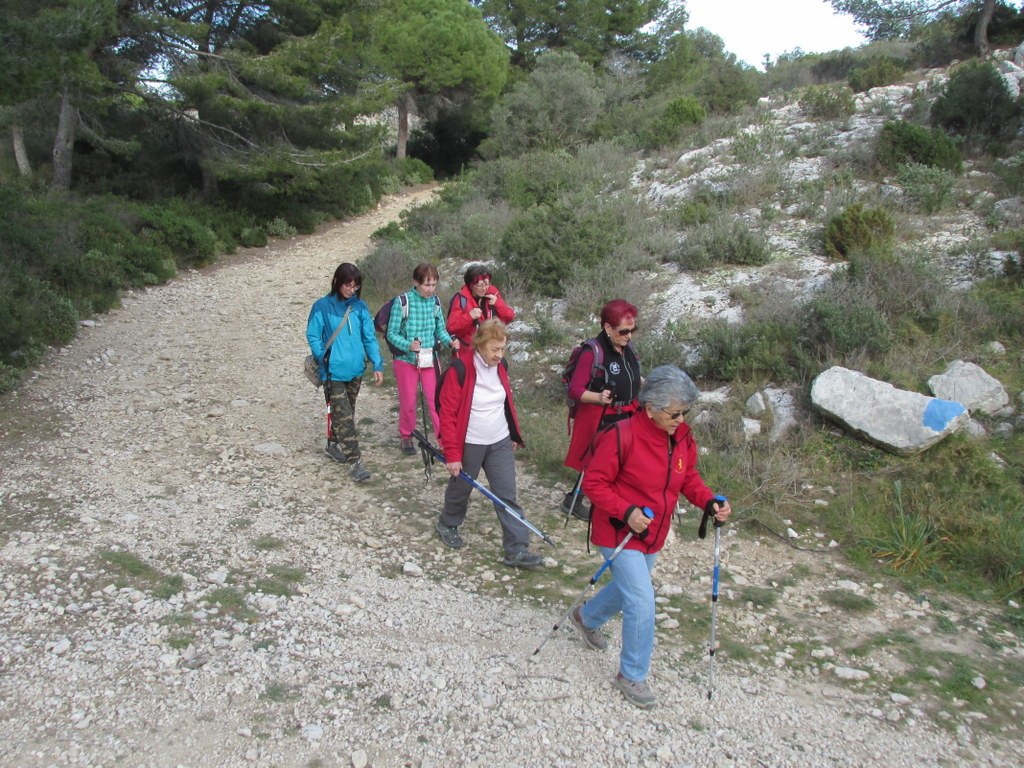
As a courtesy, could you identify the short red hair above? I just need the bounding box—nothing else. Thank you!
[600,299,637,328]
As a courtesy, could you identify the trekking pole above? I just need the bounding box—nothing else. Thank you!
[412,430,556,548]
[562,471,584,527]
[532,507,654,657]
[562,391,611,527]
[700,495,728,701]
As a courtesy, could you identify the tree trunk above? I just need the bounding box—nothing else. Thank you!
[51,88,78,194]
[12,124,32,178]
[396,92,412,160]
[975,0,995,57]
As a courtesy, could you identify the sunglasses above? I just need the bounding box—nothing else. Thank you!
[661,407,689,420]
[614,326,636,336]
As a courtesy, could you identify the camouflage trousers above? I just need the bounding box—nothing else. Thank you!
[325,378,363,461]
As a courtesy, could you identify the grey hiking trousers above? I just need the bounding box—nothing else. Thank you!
[439,437,530,556]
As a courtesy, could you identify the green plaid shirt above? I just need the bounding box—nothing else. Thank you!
[385,289,453,364]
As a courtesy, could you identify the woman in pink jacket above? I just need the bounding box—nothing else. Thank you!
[574,365,732,709]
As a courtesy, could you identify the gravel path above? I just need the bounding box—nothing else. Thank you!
[1,189,1021,768]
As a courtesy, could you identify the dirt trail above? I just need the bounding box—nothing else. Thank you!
[1,188,1021,767]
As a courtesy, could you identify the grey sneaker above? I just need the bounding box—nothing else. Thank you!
[325,442,347,463]
[560,491,590,521]
[400,438,416,456]
[348,460,371,482]
[614,673,657,709]
[435,522,464,548]
[570,604,607,651]
[503,550,543,570]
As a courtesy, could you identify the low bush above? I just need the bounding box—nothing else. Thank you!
[896,163,956,214]
[930,61,1023,142]
[642,97,707,148]
[848,56,907,93]
[692,315,799,383]
[823,203,895,259]
[799,84,856,120]
[672,218,770,270]
[876,120,963,174]
[392,157,435,185]
[500,202,624,296]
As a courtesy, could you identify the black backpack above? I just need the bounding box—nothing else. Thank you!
[560,339,606,417]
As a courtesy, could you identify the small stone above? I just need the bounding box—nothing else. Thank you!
[351,749,369,768]
[51,637,71,655]
[402,561,423,577]
[834,666,870,681]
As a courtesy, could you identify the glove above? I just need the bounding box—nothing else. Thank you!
[698,495,727,539]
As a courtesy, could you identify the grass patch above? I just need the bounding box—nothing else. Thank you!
[206,586,256,622]
[96,548,183,598]
[739,586,778,608]
[821,589,875,612]
[261,681,300,703]
[255,566,306,597]
[253,535,286,551]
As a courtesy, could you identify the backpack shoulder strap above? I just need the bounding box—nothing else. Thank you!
[399,292,410,318]
[585,338,605,382]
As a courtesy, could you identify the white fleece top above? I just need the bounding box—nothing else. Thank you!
[465,351,510,445]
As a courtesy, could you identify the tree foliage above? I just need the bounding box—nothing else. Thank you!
[829,0,1001,54]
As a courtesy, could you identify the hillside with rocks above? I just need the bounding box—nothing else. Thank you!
[3,60,1024,768]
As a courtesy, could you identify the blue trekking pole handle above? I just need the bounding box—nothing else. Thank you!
[412,430,556,548]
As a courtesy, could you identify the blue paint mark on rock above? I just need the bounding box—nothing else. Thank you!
[922,398,966,431]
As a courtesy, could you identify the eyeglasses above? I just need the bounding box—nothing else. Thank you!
[661,407,689,420]
[470,273,492,285]
[614,326,636,336]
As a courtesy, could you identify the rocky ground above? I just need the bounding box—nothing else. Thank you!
[2,188,1022,768]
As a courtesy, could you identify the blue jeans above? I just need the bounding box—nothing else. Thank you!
[580,547,659,682]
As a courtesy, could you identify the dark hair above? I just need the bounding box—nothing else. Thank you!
[463,264,492,286]
[331,263,362,298]
[600,299,638,328]
[413,262,439,283]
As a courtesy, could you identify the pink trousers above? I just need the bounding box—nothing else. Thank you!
[393,359,440,440]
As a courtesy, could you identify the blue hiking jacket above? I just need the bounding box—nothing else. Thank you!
[306,294,383,383]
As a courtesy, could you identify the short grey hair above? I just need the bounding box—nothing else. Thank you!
[638,365,700,410]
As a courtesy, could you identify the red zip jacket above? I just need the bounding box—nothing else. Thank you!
[446,284,515,350]
[438,356,524,464]
[583,410,716,554]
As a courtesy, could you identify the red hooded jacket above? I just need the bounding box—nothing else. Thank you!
[447,284,515,351]
[438,356,524,464]
[583,409,716,554]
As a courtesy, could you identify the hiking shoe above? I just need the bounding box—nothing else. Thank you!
[435,522,464,549]
[560,491,590,521]
[614,673,657,709]
[325,442,347,463]
[570,604,607,651]
[503,550,543,570]
[348,460,371,482]
[400,438,416,456]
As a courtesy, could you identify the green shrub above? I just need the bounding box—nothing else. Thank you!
[393,157,434,185]
[802,287,894,358]
[500,203,621,296]
[632,320,690,370]
[799,84,856,119]
[0,272,78,367]
[643,97,706,148]
[823,203,895,259]
[848,56,907,93]
[876,120,963,174]
[138,199,219,266]
[896,163,956,214]
[470,150,576,209]
[675,188,732,228]
[673,218,770,270]
[692,316,799,382]
[930,61,1023,141]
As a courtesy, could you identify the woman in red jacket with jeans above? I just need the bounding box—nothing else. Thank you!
[574,365,732,709]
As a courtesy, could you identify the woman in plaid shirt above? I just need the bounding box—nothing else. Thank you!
[386,263,460,453]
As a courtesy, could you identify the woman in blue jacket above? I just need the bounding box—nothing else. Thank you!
[306,263,384,482]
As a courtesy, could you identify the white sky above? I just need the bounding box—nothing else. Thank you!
[685,0,868,69]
